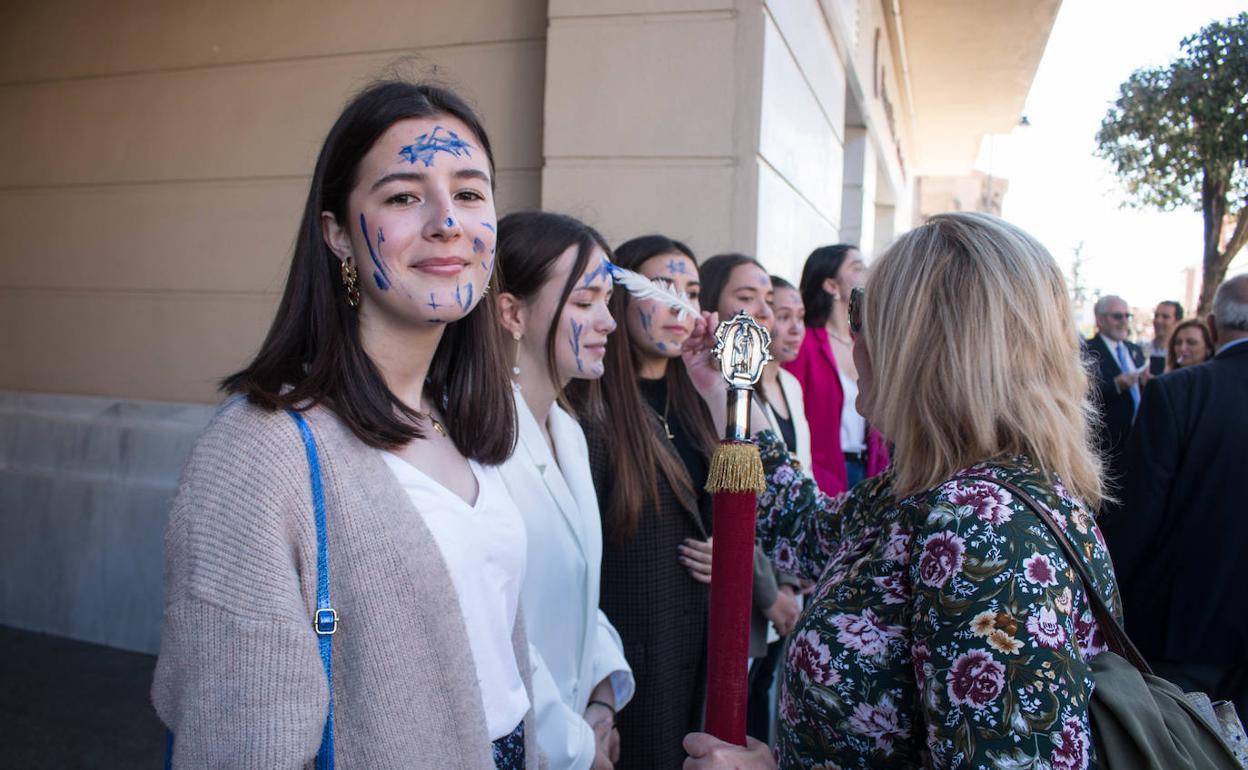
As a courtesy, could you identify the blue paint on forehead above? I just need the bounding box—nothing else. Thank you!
[397,126,474,167]
[582,254,614,287]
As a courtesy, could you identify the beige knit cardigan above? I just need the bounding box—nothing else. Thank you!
[151,400,544,768]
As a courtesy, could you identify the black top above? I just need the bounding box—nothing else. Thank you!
[1081,335,1146,494]
[639,376,713,531]
[773,409,797,454]
[1102,340,1248,665]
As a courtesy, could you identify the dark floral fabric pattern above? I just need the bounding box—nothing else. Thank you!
[755,430,1121,769]
[491,720,525,770]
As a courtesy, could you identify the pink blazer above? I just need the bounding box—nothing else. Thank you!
[782,326,889,495]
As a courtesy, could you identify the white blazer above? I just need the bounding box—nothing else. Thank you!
[498,389,635,770]
[764,368,815,479]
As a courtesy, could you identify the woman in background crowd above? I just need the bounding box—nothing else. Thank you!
[494,211,635,770]
[154,81,541,768]
[788,244,888,494]
[1167,318,1215,371]
[758,276,813,476]
[684,212,1120,769]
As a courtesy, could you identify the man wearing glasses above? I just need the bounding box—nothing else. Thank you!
[1083,295,1148,503]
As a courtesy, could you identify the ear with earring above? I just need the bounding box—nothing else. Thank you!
[341,258,361,308]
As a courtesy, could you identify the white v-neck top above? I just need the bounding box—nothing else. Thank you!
[379,452,530,739]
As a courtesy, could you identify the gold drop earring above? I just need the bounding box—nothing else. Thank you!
[512,331,522,378]
[341,259,361,308]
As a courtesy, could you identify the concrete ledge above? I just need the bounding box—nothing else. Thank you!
[0,390,215,653]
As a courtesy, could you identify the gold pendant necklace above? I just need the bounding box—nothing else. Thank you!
[660,396,675,440]
[417,404,447,437]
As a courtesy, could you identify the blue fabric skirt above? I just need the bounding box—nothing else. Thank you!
[491,720,524,770]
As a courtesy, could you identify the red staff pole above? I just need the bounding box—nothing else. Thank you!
[703,312,770,745]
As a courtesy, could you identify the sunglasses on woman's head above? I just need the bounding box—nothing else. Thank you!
[849,287,865,335]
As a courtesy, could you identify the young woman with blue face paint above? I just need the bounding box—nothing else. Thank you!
[563,237,783,768]
[493,211,634,770]
[153,82,541,768]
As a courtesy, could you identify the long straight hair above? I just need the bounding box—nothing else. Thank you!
[495,211,611,411]
[865,212,1104,506]
[569,234,715,542]
[222,80,516,463]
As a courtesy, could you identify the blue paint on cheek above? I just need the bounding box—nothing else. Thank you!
[657,342,668,352]
[569,319,584,372]
[639,310,653,332]
[397,126,474,167]
[454,281,462,309]
[359,213,390,291]
[481,222,496,233]
[473,237,485,254]
[462,282,474,310]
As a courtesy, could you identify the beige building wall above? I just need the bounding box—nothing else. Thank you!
[915,172,1009,219]
[542,0,764,261]
[0,0,548,404]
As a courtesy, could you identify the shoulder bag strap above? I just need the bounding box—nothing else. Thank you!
[289,410,337,770]
[962,475,1153,675]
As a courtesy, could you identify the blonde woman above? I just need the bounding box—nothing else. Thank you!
[683,213,1119,769]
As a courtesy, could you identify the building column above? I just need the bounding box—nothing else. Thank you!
[840,126,876,251]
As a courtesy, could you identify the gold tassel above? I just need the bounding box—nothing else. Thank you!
[705,441,765,494]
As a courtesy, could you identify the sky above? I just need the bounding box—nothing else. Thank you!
[991,0,1247,322]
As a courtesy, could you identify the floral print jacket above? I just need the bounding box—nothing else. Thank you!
[756,430,1120,769]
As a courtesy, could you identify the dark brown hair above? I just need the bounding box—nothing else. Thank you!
[699,252,767,314]
[1166,318,1215,371]
[495,211,611,411]
[770,275,796,292]
[799,243,859,328]
[222,80,516,463]
[570,234,717,542]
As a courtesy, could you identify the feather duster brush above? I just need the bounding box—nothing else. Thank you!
[603,260,700,321]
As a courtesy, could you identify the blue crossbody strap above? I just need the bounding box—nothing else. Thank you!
[166,409,336,769]
[289,409,337,770]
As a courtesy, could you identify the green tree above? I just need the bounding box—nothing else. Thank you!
[1096,12,1248,314]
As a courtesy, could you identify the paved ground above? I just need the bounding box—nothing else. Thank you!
[1,625,165,768]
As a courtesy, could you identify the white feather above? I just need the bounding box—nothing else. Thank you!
[605,262,700,320]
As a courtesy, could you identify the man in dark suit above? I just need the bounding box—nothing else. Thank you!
[1083,294,1147,494]
[1102,274,1248,720]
